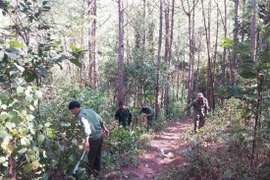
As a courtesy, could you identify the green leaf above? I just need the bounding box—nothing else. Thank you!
[42,173,49,180]
[0,130,8,139]
[44,122,51,127]
[23,163,32,172]
[26,114,35,121]
[221,38,234,48]
[23,70,36,82]
[5,122,15,130]
[70,58,82,68]
[239,71,256,79]
[60,122,71,127]
[0,112,8,121]
[0,50,4,61]
[42,1,48,5]
[18,148,28,154]
[9,41,24,48]
[14,63,25,72]
[5,52,17,60]
[0,156,6,164]
[8,110,17,119]
[21,137,31,146]
[70,46,83,52]
[57,55,69,62]
[38,134,45,142]
[17,87,24,95]
[35,90,43,99]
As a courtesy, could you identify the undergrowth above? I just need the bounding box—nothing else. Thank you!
[156,97,270,180]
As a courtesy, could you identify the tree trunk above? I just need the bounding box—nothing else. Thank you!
[181,0,198,113]
[118,0,125,103]
[79,0,85,88]
[155,0,163,119]
[164,0,170,116]
[250,0,258,167]
[241,0,246,42]
[250,0,257,62]
[222,0,227,86]
[87,0,98,88]
[201,0,214,109]
[92,0,98,88]
[230,0,239,87]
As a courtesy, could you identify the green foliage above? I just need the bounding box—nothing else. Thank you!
[156,98,256,180]
[102,128,140,170]
[0,1,84,179]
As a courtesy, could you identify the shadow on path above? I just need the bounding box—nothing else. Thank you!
[104,117,194,180]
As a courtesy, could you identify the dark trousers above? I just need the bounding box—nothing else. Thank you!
[147,116,153,130]
[194,115,206,133]
[87,135,103,176]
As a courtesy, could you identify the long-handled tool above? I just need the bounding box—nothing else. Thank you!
[72,150,86,178]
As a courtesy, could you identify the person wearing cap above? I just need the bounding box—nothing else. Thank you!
[183,93,210,133]
[68,101,110,177]
[114,101,132,128]
[136,104,154,130]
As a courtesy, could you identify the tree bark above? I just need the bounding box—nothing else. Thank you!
[155,0,163,119]
[164,0,170,116]
[250,0,257,167]
[181,0,198,112]
[118,0,125,103]
[230,0,239,87]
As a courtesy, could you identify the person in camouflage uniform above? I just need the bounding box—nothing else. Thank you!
[114,101,132,128]
[184,93,210,133]
[136,104,154,130]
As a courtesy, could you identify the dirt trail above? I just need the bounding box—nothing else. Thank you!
[110,117,193,180]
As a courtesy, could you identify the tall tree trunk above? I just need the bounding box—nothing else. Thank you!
[142,0,146,53]
[164,0,175,117]
[250,0,258,167]
[92,0,98,88]
[155,0,163,119]
[164,0,170,116]
[211,8,219,111]
[241,0,246,42]
[118,0,125,103]
[250,0,257,62]
[79,0,85,88]
[169,0,175,102]
[222,0,227,86]
[201,0,214,109]
[87,0,98,88]
[230,0,239,87]
[181,0,198,113]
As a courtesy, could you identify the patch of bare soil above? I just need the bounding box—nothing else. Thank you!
[104,117,193,180]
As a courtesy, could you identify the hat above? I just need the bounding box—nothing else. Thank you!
[119,101,124,106]
[197,93,204,98]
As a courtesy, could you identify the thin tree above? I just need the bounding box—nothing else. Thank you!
[164,0,170,116]
[164,0,175,117]
[180,0,198,112]
[230,0,239,87]
[214,0,228,87]
[118,0,125,103]
[155,0,163,119]
[250,0,258,167]
[88,0,99,88]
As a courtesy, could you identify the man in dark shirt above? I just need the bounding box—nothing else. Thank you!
[184,93,210,133]
[114,101,132,128]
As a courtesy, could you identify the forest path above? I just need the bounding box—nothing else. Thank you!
[105,117,193,180]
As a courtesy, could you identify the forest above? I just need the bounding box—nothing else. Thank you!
[0,0,270,179]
